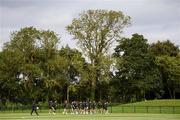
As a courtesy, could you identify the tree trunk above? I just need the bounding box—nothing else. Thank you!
[91,80,96,100]
[67,85,69,102]
[167,87,173,99]
[99,88,102,101]
[173,89,176,99]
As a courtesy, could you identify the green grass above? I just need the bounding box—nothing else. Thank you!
[0,113,180,120]
[111,99,180,114]
[119,99,180,107]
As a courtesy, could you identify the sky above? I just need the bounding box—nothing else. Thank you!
[0,0,180,51]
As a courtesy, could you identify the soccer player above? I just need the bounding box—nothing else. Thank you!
[52,100,57,115]
[49,100,55,114]
[97,101,102,114]
[88,101,92,114]
[92,101,97,114]
[71,101,75,114]
[103,101,109,114]
[82,101,86,114]
[78,101,83,114]
[74,101,78,114]
[31,100,39,116]
[84,101,88,114]
[63,100,68,114]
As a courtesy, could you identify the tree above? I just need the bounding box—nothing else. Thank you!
[36,29,62,101]
[155,55,180,99]
[67,9,130,100]
[2,27,62,101]
[2,27,41,101]
[150,40,180,99]
[112,34,163,102]
[59,46,86,101]
[150,40,179,57]
[0,50,24,103]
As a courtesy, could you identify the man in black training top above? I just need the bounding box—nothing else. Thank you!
[71,101,75,114]
[103,101,109,114]
[79,101,83,114]
[52,100,57,115]
[88,101,92,114]
[49,100,56,115]
[92,101,97,114]
[63,100,68,114]
[31,100,39,116]
[97,101,102,114]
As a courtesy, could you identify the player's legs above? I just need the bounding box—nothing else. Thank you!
[63,108,67,114]
[31,109,34,115]
[52,107,56,115]
[35,109,39,115]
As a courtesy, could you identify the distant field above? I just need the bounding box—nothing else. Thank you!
[0,113,180,120]
[118,99,180,106]
[111,99,180,113]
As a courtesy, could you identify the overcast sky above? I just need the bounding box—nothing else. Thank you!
[0,0,180,51]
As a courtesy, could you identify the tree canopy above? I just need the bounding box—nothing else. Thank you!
[67,9,130,100]
[0,10,179,105]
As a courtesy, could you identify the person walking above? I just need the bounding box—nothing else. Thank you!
[63,100,68,114]
[52,100,57,115]
[31,100,39,116]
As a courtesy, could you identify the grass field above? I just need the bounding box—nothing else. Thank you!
[111,99,180,114]
[0,113,180,120]
[118,99,180,106]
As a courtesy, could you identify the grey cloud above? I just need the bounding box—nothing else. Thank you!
[1,0,67,8]
[0,0,180,51]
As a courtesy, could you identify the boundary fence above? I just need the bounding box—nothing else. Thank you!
[111,106,180,114]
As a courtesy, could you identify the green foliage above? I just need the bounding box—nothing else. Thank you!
[67,9,130,100]
[150,40,179,56]
[0,10,180,105]
[112,34,163,102]
[0,49,24,101]
[150,40,180,99]
[155,55,180,98]
[67,10,130,60]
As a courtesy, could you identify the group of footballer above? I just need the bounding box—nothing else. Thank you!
[63,100,109,115]
[31,100,109,116]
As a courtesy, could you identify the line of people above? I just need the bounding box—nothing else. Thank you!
[63,100,109,115]
[30,100,109,116]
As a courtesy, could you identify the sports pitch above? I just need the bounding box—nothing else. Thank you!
[0,113,180,120]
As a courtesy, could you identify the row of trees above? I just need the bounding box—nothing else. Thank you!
[112,34,180,102]
[0,10,180,104]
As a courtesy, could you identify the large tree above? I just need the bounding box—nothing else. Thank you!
[0,50,24,103]
[155,55,180,99]
[67,9,130,100]
[2,27,42,100]
[2,27,62,101]
[150,40,180,99]
[112,34,163,102]
[59,46,86,102]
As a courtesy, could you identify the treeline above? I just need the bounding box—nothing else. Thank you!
[0,10,180,104]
